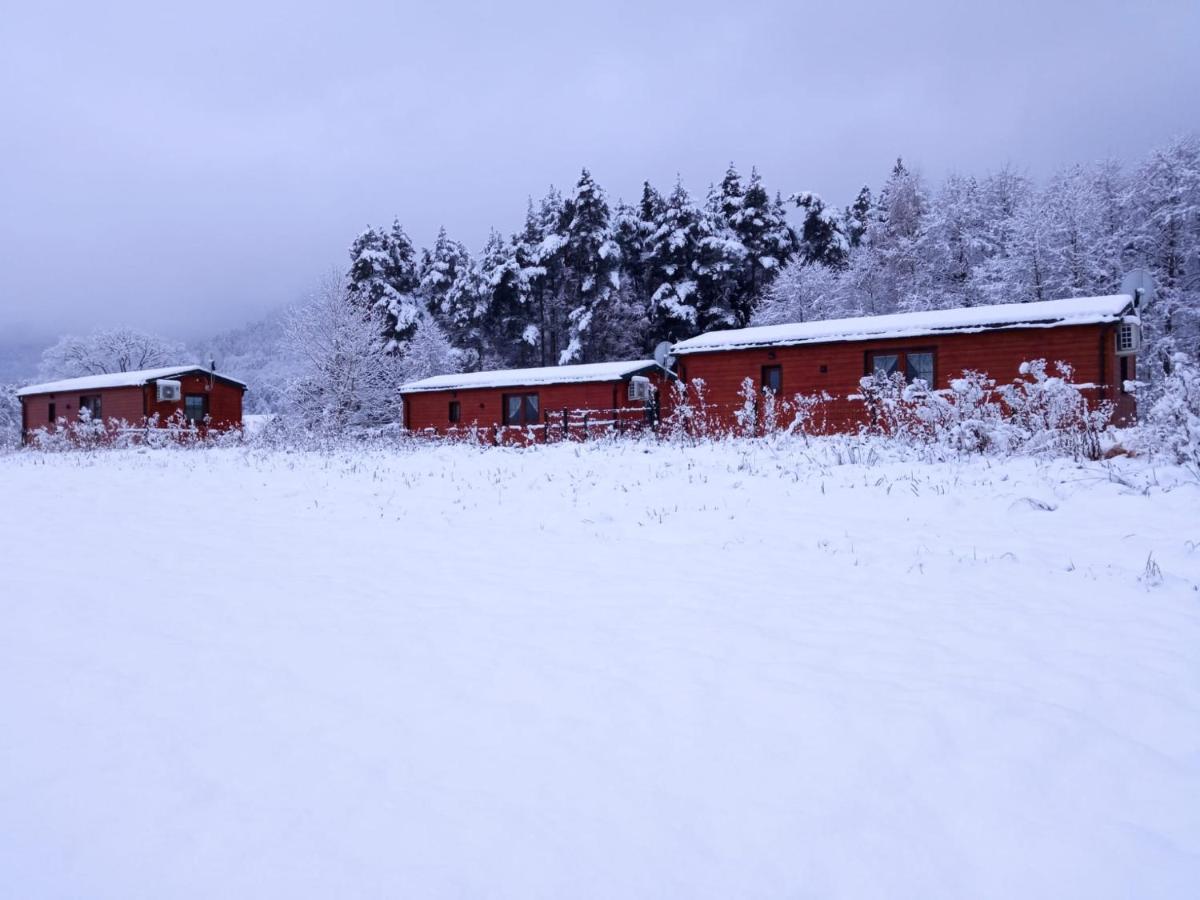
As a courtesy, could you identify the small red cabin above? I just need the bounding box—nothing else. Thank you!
[669,295,1140,432]
[17,365,247,441]
[401,360,671,440]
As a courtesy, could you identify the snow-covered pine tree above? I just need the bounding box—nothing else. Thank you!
[477,228,525,367]
[511,200,549,366]
[347,222,422,350]
[644,179,707,344]
[557,169,621,363]
[715,164,744,223]
[387,220,421,295]
[721,167,797,325]
[532,188,570,365]
[440,255,491,370]
[612,200,648,312]
[347,225,390,310]
[419,227,471,330]
[694,204,746,331]
[793,192,849,270]
[639,181,666,227]
[844,187,872,249]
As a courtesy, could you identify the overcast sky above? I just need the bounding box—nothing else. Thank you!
[2,0,1197,343]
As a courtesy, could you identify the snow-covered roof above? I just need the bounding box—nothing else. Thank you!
[671,295,1136,355]
[17,365,247,397]
[401,360,660,393]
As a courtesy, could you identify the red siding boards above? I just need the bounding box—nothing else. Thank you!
[675,323,1135,433]
[142,373,244,430]
[403,371,669,441]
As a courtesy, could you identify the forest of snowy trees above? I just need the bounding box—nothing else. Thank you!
[2,135,1196,444]
[351,135,1199,384]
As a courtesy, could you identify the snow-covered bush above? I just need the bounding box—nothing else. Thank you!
[903,371,1012,454]
[1136,353,1200,475]
[783,391,833,440]
[735,378,758,435]
[23,411,243,452]
[663,378,712,442]
[851,360,1111,460]
[997,360,1111,460]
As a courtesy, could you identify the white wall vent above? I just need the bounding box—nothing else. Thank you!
[156,379,182,402]
[627,376,651,403]
[1115,321,1141,356]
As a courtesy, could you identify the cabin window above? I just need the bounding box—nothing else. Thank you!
[502,392,540,426]
[448,400,461,423]
[184,394,208,423]
[79,394,102,420]
[48,402,56,423]
[867,349,936,387]
[761,365,782,395]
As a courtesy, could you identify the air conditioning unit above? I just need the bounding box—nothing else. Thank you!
[627,376,651,403]
[1115,321,1141,356]
[156,379,182,402]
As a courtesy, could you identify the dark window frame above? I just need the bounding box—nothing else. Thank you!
[761,365,782,395]
[183,393,209,424]
[448,400,461,423]
[48,401,56,423]
[79,394,102,420]
[501,392,541,426]
[865,347,938,387]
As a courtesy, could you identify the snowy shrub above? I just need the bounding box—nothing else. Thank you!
[997,360,1111,461]
[664,378,713,442]
[850,360,1111,460]
[911,372,1012,454]
[735,378,758,435]
[1136,353,1200,475]
[783,391,833,440]
[857,370,911,438]
[22,410,244,452]
[761,386,781,435]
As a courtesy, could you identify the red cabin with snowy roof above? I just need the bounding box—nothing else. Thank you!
[401,360,672,441]
[669,295,1140,433]
[17,366,247,441]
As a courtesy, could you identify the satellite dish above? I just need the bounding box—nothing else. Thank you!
[1120,269,1156,310]
[653,340,676,371]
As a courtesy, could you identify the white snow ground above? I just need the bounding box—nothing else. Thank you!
[1,439,1198,899]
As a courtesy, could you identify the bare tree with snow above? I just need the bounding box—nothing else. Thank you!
[0,382,20,448]
[39,328,186,379]
[283,273,407,431]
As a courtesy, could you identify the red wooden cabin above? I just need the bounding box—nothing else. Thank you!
[669,295,1140,433]
[401,360,671,440]
[18,365,247,441]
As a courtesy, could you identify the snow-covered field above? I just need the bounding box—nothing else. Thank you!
[2,439,1199,899]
